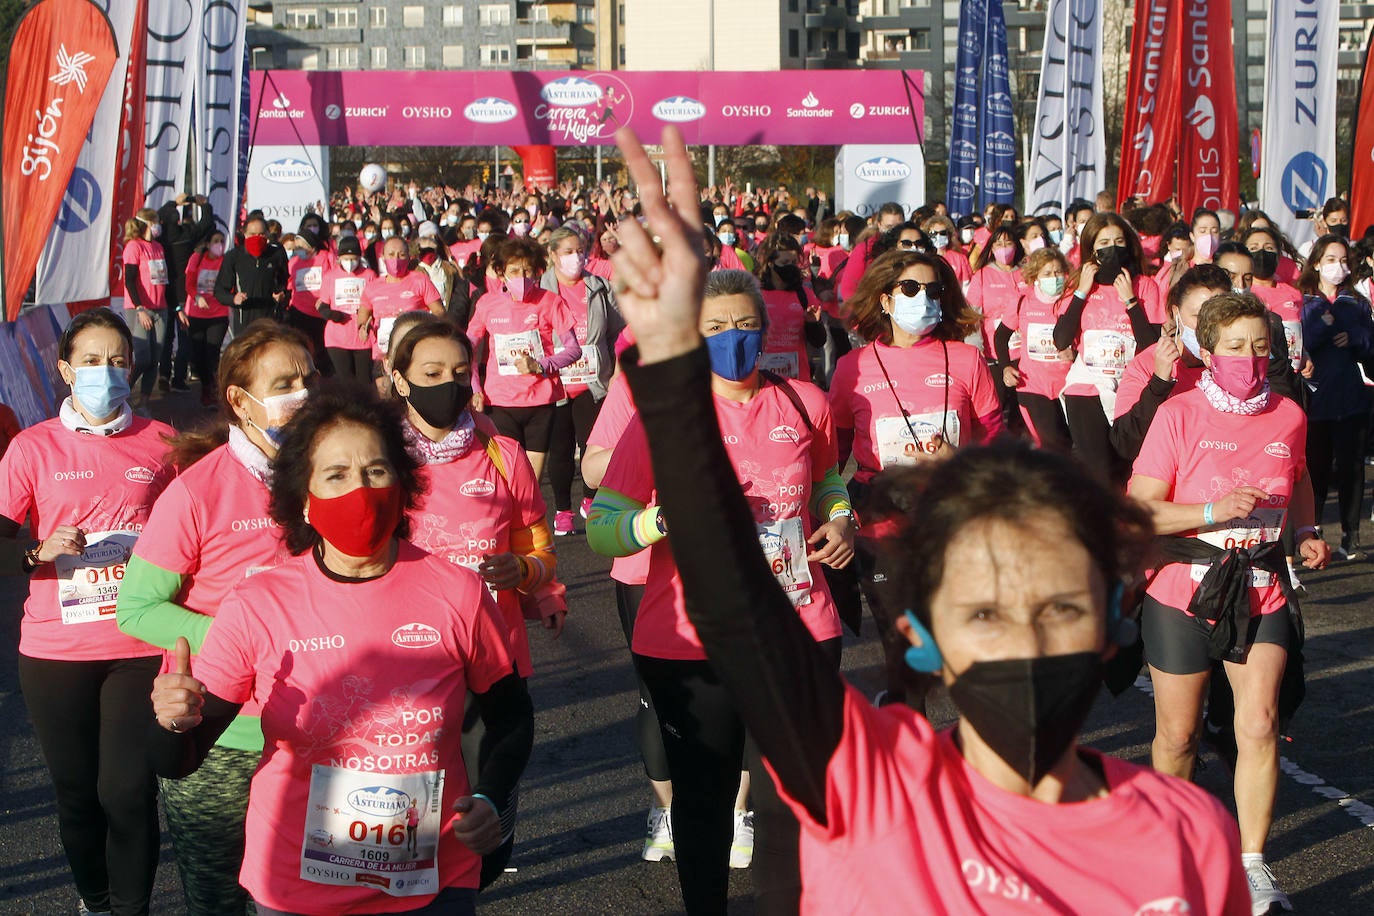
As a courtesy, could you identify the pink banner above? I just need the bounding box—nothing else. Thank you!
[248,70,925,148]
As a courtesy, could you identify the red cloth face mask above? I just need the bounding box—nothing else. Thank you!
[307,484,401,557]
[244,235,268,258]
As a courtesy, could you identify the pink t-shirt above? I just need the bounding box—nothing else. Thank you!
[184,252,227,318]
[778,684,1250,915]
[194,542,515,915]
[467,289,577,408]
[814,245,847,281]
[940,248,973,287]
[1061,277,1163,397]
[449,239,482,270]
[602,380,843,659]
[123,238,168,310]
[828,339,1000,484]
[318,265,379,351]
[965,265,1026,357]
[555,278,593,399]
[0,416,174,661]
[289,251,336,315]
[1113,344,1205,421]
[408,434,546,678]
[585,256,615,280]
[1003,290,1071,400]
[1133,388,1307,617]
[1277,255,1300,285]
[761,288,812,381]
[360,271,442,359]
[586,376,647,586]
[1249,282,1304,368]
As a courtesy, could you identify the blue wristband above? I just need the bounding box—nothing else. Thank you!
[1203,502,1214,526]
[471,793,499,818]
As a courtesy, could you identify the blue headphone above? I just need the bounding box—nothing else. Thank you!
[902,582,1129,674]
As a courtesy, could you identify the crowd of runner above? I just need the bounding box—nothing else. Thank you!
[2,124,1369,915]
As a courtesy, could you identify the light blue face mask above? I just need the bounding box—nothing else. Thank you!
[890,289,942,337]
[1177,320,1202,359]
[70,365,131,419]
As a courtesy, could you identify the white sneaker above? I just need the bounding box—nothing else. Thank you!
[1245,861,1293,915]
[641,806,673,862]
[730,810,754,869]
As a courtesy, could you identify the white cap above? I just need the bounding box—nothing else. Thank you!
[417,220,439,239]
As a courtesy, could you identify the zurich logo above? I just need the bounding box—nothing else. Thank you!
[347,786,411,818]
[56,167,101,233]
[855,157,911,183]
[540,77,602,107]
[1281,152,1329,215]
[1184,97,1215,141]
[652,96,706,122]
[464,97,518,124]
[262,158,315,183]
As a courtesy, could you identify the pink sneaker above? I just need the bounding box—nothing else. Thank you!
[580,497,594,519]
[554,510,575,536]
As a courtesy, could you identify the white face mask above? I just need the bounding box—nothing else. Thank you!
[930,232,950,251]
[1176,319,1202,359]
[380,228,395,240]
[244,387,309,448]
[339,258,359,273]
[960,228,975,245]
[1320,262,1350,286]
[836,233,850,250]
[889,289,942,337]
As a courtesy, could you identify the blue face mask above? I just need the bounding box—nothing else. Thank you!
[704,328,764,381]
[890,290,942,337]
[1177,320,1202,359]
[71,365,131,418]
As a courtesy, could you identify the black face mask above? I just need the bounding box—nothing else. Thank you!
[405,380,472,430]
[1094,244,1130,285]
[1251,248,1279,280]
[1329,223,1350,239]
[771,264,803,288]
[948,652,1103,786]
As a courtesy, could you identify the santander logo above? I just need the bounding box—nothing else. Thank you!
[1184,96,1215,141]
[391,623,441,649]
[460,478,497,498]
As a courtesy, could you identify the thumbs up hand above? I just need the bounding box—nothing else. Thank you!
[151,636,206,733]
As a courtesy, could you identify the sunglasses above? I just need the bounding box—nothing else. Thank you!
[892,278,943,298]
[896,239,926,250]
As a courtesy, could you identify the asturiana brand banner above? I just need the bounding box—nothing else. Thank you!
[248,70,925,147]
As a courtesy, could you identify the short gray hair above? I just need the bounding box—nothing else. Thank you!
[703,269,769,332]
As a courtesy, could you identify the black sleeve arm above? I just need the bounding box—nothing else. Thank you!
[804,316,828,349]
[1126,302,1161,349]
[1053,295,1086,351]
[993,323,1015,366]
[0,515,23,577]
[1264,312,1301,402]
[624,345,843,825]
[146,693,241,778]
[214,254,237,307]
[192,202,215,241]
[1109,374,1175,463]
[470,672,534,813]
[123,264,146,308]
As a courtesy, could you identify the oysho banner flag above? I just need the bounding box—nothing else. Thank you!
[197,0,247,237]
[1026,0,1105,218]
[947,0,986,220]
[1178,0,1238,217]
[980,0,1016,210]
[143,0,203,211]
[1260,0,1337,244]
[1,0,119,321]
[34,0,141,306]
[1350,31,1374,235]
[1117,0,1181,208]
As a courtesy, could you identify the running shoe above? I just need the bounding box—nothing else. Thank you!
[78,903,111,916]
[1245,861,1293,915]
[730,810,755,869]
[1335,534,1366,562]
[580,497,593,519]
[641,806,673,862]
[554,510,575,536]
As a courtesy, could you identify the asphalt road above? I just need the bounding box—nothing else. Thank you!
[1,391,1373,914]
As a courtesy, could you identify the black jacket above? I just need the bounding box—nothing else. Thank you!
[214,244,289,313]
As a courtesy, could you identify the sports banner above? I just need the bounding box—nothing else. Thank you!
[1178,0,1238,216]
[1117,0,1181,208]
[1,0,119,320]
[1351,31,1374,235]
[1260,0,1337,243]
[142,0,203,211]
[244,144,329,227]
[196,0,247,237]
[1026,0,1105,218]
[946,0,985,219]
[979,0,1016,209]
[108,0,149,309]
[35,0,140,306]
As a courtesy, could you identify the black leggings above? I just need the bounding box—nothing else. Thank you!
[1017,391,1073,454]
[637,638,842,916]
[186,317,228,395]
[18,654,162,915]
[614,582,670,782]
[1307,414,1369,538]
[1063,393,1124,484]
[490,404,555,455]
[328,347,374,382]
[548,390,603,511]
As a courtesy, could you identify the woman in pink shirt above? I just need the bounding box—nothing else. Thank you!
[122,208,170,406]
[1244,226,1306,372]
[356,236,446,365]
[466,236,582,482]
[997,248,1073,452]
[966,225,1026,356]
[148,386,534,916]
[181,231,229,407]
[755,234,825,382]
[285,229,335,370]
[0,308,175,915]
[1129,294,1329,915]
[920,214,974,287]
[316,235,379,381]
[604,125,1251,916]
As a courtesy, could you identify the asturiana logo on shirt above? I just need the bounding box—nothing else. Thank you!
[1133,898,1192,916]
[392,622,442,649]
[769,425,801,444]
[460,479,497,498]
[347,786,412,818]
[124,465,157,484]
[1265,442,1293,459]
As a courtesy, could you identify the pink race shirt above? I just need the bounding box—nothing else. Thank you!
[1004,290,1071,400]
[289,251,336,315]
[1113,344,1205,421]
[467,289,577,408]
[1249,283,1304,369]
[779,685,1250,915]
[123,238,169,310]
[449,239,482,269]
[761,288,812,381]
[1061,277,1162,397]
[940,248,974,286]
[361,272,442,359]
[318,265,379,351]
[408,435,547,677]
[586,377,647,586]
[1133,388,1307,617]
[966,266,1026,357]
[602,380,842,660]
[555,278,593,399]
[194,543,515,915]
[0,416,174,661]
[828,339,1000,483]
[184,252,227,318]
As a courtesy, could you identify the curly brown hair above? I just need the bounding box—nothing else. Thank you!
[492,235,548,275]
[847,250,980,344]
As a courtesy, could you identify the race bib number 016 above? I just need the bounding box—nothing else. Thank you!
[557,345,600,387]
[1192,507,1287,588]
[874,411,962,468]
[757,517,812,607]
[757,351,800,380]
[1081,329,1134,378]
[494,330,545,376]
[55,530,138,625]
[302,765,445,898]
[1025,322,1058,362]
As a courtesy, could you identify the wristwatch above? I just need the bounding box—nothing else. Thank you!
[21,546,41,575]
[829,508,856,526]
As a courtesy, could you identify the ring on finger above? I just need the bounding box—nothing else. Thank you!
[171,717,183,733]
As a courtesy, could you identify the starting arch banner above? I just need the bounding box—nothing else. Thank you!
[247,70,925,148]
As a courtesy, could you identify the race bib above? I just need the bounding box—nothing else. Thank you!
[301,765,444,898]
[1025,322,1058,362]
[1282,319,1302,368]
[1081,329,1134,378]
[147,258,169,286]
[1007,329,1023,355]
[493,330,545,376]
[333,278,366,311]
[874,411,962,468]
[378,317,398,353]
[1192,507,1287,588]
[758,351,800,380]
[54,530,138,625]
[557,345,600,387]
[196,268,218,295]
[296,266,324,292]
[757,517,812,607]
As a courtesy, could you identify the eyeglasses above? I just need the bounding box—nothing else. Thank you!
[892,278,943,298]
[896,239,925,250]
